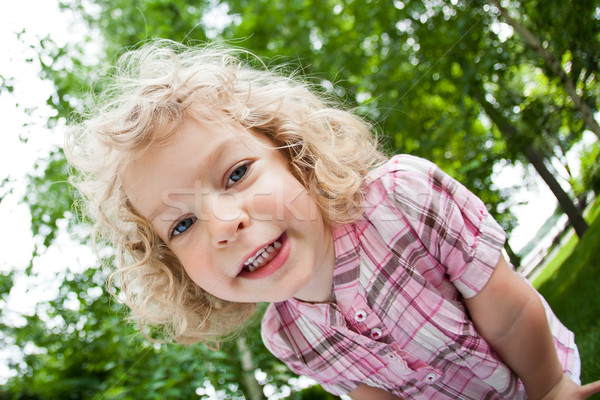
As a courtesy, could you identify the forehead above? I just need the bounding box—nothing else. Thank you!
[120,117,266,217]
[133,117,247,163]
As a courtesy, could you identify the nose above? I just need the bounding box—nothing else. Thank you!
[205,193,248,247]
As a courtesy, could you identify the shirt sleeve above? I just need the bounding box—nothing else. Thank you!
[261,329,358,396]
[373,155,506,298]
[260,305,305,374]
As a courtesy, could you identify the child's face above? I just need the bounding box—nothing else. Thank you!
[122,116,336,304]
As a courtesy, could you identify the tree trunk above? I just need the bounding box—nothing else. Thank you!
[524,147,588,237]
[489,0,600,141]
[236,336,266,400]
[472,87,589,238]
[504,241,522,268]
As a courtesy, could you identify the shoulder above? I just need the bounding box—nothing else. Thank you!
[360,155,447,223]
[367,154,438,183]
[365,154,451,201]
[365,154,481,215]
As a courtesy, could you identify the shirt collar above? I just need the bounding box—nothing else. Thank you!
[280,222,363,326]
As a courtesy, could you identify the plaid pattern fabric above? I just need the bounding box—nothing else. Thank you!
[261,155,580,399]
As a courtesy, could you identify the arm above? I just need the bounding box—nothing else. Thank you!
[465,255,600,400]
[348,383,401,400]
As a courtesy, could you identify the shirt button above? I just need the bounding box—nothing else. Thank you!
[370,328,383,340]
[424,372,439,383]
[354,310,367,322]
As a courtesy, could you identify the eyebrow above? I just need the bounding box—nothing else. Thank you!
[147,135,253,225]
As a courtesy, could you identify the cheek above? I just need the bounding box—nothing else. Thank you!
[246,191,280,221]
[249,174,320,223]
[183,264,222,296]
[177,250,212,287]
[243,175,281,221]
[281,187,321,223]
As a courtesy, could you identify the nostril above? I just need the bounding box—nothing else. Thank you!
[212,216,245,247]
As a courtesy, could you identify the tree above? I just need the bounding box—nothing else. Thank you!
[471,85,589,237]
[377,0,591,237]
[490,0,600,140]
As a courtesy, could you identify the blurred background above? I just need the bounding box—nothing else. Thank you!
[1,0,599,399]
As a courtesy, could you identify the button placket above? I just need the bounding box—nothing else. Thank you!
[349,307,388,342]
[354,309,367,323]
[424,371,440,384]
[370,328,383,340]
[345,293,387,342]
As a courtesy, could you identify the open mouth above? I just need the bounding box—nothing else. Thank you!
[242,235,283,273]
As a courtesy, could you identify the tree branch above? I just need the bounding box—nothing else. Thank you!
[489,0,600,139]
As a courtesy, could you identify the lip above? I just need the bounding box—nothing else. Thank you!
[237,233,290,280]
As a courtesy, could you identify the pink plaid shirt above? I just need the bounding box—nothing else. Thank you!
[261,155,580,399]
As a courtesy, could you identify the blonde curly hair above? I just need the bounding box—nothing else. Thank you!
[66,39,384,345]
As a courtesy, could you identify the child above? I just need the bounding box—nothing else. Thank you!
[66,40,598,399]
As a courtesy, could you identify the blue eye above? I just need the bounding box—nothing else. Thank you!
[226,164,249,188]
[171,217,196,238]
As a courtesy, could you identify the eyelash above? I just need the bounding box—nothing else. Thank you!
[170,216,197,239]
[226,161,251,188]
[169,161,252,239]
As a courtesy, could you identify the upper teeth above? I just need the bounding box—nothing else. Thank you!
[244,240,282,271]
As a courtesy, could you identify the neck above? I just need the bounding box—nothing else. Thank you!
[293,223,336,303]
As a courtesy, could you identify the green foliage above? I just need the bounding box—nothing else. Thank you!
[521,0,600,89]
[0,271,14,299]
[576,142,600,195]
[59,0,210,59]
[24,149,73,250]
[0,267,295,399]
[0,74,15,94]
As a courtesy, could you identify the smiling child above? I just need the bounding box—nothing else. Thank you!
[66,40,599,399]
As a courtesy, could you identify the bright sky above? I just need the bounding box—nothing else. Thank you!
[0,0,593,388]
[0,1,97,289]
